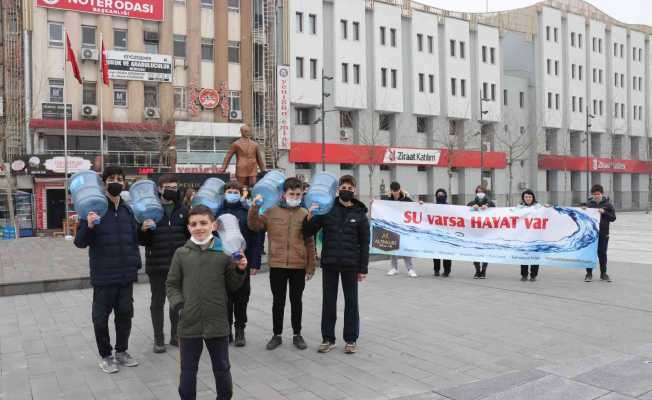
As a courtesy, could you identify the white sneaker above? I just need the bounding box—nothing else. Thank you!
[407,269,418,278]
[387,268,399,276]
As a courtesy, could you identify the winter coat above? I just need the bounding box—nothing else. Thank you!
[166,239,246,339]
[435,188,448,204]
[217,200,262,269]
[381,192,413,202]
[140,202,190,275]
[248,204,316,273]
[74,198,142,287]
[585,197,616,236]
[302,198,370,274]
[467,196,496,208]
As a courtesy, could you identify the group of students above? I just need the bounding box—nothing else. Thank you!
[74,166,369,400]
[382,181,616,283]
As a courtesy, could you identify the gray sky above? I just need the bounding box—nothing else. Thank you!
[418,0,652,27]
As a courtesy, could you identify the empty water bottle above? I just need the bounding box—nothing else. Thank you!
[252,170,286,211]
[216,214,247,257]
[129,180,164,229]
[192,178,226,215]
[305,172,338,215]
[69,171,108,223]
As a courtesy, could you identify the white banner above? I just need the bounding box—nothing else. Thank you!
[277,65,291,150]
[106,51,172,82]
[370,200,601,268]
[383,148,442,165]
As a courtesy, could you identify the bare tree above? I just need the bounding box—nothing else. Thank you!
[353,109,382,202]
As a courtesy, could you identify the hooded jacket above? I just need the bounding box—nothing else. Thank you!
[435,189,448,204]
[585,196,616,236]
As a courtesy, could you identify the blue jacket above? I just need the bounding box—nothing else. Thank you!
[74,198,142,286]
[216,200,262,269]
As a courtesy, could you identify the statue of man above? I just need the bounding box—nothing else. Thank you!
[218,125,266,186]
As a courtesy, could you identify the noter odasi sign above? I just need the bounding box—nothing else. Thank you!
[37,0,164,21]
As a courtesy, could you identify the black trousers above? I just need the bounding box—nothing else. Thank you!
[474,262,488,273]
[321,269,359,344]
[586,235,609,274]
[178,336,232,400]
[227,272,251,330]
[521,265,539,277]
[92,283,134,358]
[433,259,452,274]
[269,268,305,335]
[149,272,179,344]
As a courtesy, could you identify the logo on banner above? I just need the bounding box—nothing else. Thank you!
[372,227,400,251]
[382,148,441,165]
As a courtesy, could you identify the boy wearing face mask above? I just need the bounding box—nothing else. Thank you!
[467,185,495,279]
[583,184,616,282]
[216,181,261,347]
[74,166,142,374]
[248,177,316,351]
[433,188,453,277]
[140,174,189,353]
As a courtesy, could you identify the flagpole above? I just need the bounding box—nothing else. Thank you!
[99,32,104,173]
[63,27,71,239]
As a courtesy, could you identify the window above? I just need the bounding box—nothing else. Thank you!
[503,89,507,106]
[341,20,348,39]
[490,83,496,101]
[482,82,488,99]
[144,31,159,53]
[571,32,575,47]
[490,47,495,64]
[48,79,64,103]
[599,69,603,84]
[340,111,353,128]
[450,78,456,96]
[634,105,637,120]
[572,96,576,112]
[296,57,304,78]
[380,27,386,45]
[173,34,186,57]
[228,91,241,112]
[390,28,396,47]
[633,76,637,90]
[639,77,643,91]
[620,44,624,57]
[578,96,582,113]
[554,60,559,76]
[546,26,550,41]
[342,63,349,83]
[547,92,552,109]
[578,65,582,81]
[381,68,387,87]
[638,48,642,61]
[592,37,596,51]
[48,22,63,47]
[82,82,96,105]
[428,74,434,93]
[519,91,524,108]
[353,64,360,84]
[593,68,596,83]
[482,45,487,62]
[593,99,597,114]
[190,138,214,152]
[308,14,316,34]
[174,86,186,110]
[427,35,433,53]
[417,117,427,133]
[227,41,239,62]
[310,59,317,80]
[571,64,575,79]
[450,39,456,56]
[296,12,303,33]
[578,34,582,48]
[632,47,636,61]
[599,38,602,53]
[614,102,618,118]
[460,79,466,97]
[228,0,239,10]
[614,72,618,87]
[621,103,624,118]
[81,25,96,47]
[114,29,127,50]
[296,108,310,125]
[144,85,158,108]
[547,59,551,74]
[201,38,214,61]
[554,27,558,42]
[353,22,360,40]
[418,73,424,92]
[379,114,392,130]
[201,0,212,7]
[599,100,603,115]
[113,82,127,107]
[417,34,423,52]
[614,42,618,56]
[459,41,465,58]
[620,73,624,88]
[391,69,397,88]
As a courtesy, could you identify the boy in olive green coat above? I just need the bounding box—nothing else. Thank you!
[166,205,247,400]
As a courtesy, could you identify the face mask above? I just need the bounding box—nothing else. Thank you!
[286,198,301,208]
[476,192,486,199]
[225,193,241,204]
[107,182,123,197]
[162,189,178,202]
[190,234,213,246]
[339,190,354,202]
[436,195,446,203]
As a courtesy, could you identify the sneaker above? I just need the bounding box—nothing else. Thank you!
[473,272,481,279]
[318,341,336,353]
[530,277,537,282]
[434,269,440,277]
[169,337,178,347]
[387,268,399,276]
[442,273,450,278]
[407,269,418,278]
[114,351,139,367]
[344,342,358,354]
[293,335,307,350]
[584,273,593,282]
[99,356,119,374]
[479,272,487,279]
[234,328,246,347]
[520,276,528,281]
[266,335,282,350]
[153,343,166,353]
[600,273,612,282]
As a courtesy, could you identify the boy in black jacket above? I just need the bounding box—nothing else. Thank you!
[433,188,452,277]
[140,174,189,353]
[74,166,141,374]
[583,184,616,282]
[303,175,369,355]
[467,185,496,279]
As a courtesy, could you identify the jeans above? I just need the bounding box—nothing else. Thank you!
[390,256,413,271]
[433,259,451,274]
[148,272,178,344]
[586,235,609,275]
[520,265,539,277]
[269,268,305,335]
[227,272,251,330]
[321,269,359,344]
[178,336,232,400]
[92,283,134,358]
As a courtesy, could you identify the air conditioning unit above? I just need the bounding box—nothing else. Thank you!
[174,58,188,68]
[81,48,99,61]
[339,129,351,141]
[81,104,98,118]
[144,107,161,119]
[518,182,528,190]
[229,110,243,121]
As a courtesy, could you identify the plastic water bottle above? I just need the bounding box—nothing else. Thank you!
[305,172,338,215]
[69,171,108,223]
[129,180,164,229]
[252,170,286,211]
[192,178,226,215]
[216,214,246,257]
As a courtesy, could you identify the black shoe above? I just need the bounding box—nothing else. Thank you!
[600,273,612,282]
[530,277,537,282]
[442,272,450,278]
[153,343,166,353]
[521,276,528,281]
[293,335,307,350]
[266,335,282,350]
[434,269,440,277]
[584,273,593,282]
[169,337,178,347]
[235,328,246,347]
[479,272,486,279]
[473,272,481,279]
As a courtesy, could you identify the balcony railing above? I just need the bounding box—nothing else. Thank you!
[45,150,168,167]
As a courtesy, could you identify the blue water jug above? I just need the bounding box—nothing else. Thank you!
[252,170,286,211]
[305,172,338,215]
[69,171,108,223]
[129,180,164,228]
[192,177,226,215]
[216,214,247,257]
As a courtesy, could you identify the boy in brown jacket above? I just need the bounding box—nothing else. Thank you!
[248,177,316,350]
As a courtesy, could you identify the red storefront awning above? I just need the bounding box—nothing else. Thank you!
[538,154,652,173]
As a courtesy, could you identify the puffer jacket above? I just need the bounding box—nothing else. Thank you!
[74,198,142,286]
[302,198,370,274]
[585,196,616,236]
[217,200,262,269]
[381,192,413,202]
[140,202,189,274]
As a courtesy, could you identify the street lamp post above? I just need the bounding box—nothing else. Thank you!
[479,95,489,185]
[321,69,333,171]
[585,105,594,199]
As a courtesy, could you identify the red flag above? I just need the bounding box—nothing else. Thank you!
[66,33,82,84]
[100,40,109,86]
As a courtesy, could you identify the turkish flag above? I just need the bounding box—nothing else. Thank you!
[66,33,82,84]
[100,40,109,85]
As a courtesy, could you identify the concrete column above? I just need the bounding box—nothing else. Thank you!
[240,0,253,128]
[127,19,144,122]
[214,0,229,123]
[187,0,201,122]
[159,0,174,124]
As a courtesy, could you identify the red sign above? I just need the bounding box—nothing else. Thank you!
[289,142,507,169]
[36,0,164,21]
[138,167,155,175]
[198,89,220,109]
[538,154,652,174]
